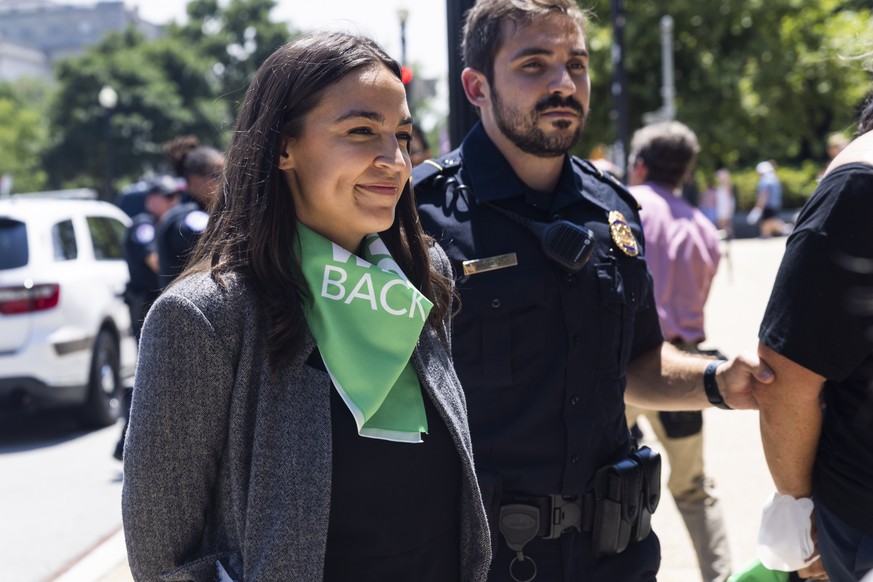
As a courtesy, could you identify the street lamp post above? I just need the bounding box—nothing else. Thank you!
[610,0,629,172]
[397,3,409,67]
[98,85,118,202]
[659,15,676,122]
[446,0,477,149]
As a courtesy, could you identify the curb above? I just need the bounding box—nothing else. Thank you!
[51,525,126,582]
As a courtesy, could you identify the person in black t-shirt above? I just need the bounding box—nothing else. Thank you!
[757,97,873,582]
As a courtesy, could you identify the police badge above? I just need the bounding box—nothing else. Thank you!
[608,210,639,257]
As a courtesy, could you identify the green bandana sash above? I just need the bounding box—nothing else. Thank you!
[296,224,432,443]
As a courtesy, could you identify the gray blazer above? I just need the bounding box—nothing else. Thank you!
[122,247,491,581]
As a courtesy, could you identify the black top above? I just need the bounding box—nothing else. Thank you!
[308,351,461,582]
[123,212,160,294]
[413,122,663,499]
[155,199,208,288]
[759,162,873,536]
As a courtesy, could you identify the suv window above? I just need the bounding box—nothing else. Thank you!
[87,216,126,260]
[52,219,78,261]
[0,218,28,269]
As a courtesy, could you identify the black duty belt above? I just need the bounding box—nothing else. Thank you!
[496,447,661,581]
[499,493,595,542]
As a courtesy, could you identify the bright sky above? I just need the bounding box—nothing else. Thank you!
[109,0,450,79]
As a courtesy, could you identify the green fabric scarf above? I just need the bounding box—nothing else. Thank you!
[296,223,432,443]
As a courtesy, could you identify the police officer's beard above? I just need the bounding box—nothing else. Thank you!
[492,89,587,158]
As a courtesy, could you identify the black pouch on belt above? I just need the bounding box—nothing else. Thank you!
[631,446,661,542]
[591,457,642,557]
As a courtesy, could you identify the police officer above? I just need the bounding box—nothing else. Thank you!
[123,175,182,339]
[155,144,224,287]
[412,2,772,580]
[116,175,182,461]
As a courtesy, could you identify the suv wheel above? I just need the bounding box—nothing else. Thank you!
[79,329,122,428]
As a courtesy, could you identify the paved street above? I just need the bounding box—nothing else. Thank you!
[61,237,789,582]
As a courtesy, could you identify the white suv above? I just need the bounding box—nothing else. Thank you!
[0,196,137,427]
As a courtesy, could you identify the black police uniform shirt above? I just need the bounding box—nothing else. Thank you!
[413,122,663,501]
[156,199,208,288]
[759,162,873,537]
[124,212,160,294]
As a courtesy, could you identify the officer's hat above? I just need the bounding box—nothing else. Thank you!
[146,175,186,197]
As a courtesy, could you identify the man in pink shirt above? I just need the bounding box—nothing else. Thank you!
[624,121,731,582]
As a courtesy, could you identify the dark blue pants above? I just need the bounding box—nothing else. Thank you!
[487,529,660,581]
[815,501,873,582]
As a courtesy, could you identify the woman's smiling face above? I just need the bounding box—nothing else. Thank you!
[279,64,413,253]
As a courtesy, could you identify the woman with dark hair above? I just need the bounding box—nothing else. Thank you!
[122,31,491,581]
[162,135,225,205]
[155,136,226,287]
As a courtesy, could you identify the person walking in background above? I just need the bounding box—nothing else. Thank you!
[113,174,182,461]
[713,168,736,238]
[754,94,873,582]
[163,135,225,206]
[699,178,719,226]
[748,161,785,237]
[413,1,773,580]
[122,31,491,581]
[818,131,850,181]
[623,121,732,582]
[155,136,225,287]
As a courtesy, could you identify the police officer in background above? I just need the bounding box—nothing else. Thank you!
[115,175,182,460]
[156,137,225,287]
[123,175,183,339]
[413,1,773,580]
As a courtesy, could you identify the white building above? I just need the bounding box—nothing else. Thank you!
[0,0,162,82]
[0,38,51,81]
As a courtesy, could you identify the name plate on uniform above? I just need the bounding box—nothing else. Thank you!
[462,253,518,276]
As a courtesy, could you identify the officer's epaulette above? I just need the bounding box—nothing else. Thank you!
[571,156,642,211]
[411,150,462,189]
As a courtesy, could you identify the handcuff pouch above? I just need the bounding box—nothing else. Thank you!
[591,457,641,557]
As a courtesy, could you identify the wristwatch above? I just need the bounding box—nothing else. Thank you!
[704,359,732,410]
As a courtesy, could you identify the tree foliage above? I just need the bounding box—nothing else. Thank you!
[171,0,296,115]
[40,0,292,194]
[5,0,871,198]
[0,81,50,193]
[583,0,872,177]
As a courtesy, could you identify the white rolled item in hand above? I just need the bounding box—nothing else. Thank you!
[756,492,819,572]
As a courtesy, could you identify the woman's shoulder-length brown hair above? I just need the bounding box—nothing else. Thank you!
[183,31,453,368]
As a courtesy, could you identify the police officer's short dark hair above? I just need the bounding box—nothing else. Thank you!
[629,121,700,189]
[462,0,590,83]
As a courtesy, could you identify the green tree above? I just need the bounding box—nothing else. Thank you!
[0,81,50,193]
[44,28,225,195]
[42,0,292,196]
[584,0,872,179]
[171,0,295,115]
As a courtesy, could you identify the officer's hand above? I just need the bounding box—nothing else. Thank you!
[717,353,774,410]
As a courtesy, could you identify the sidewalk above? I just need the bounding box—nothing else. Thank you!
[79,237,788,582]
